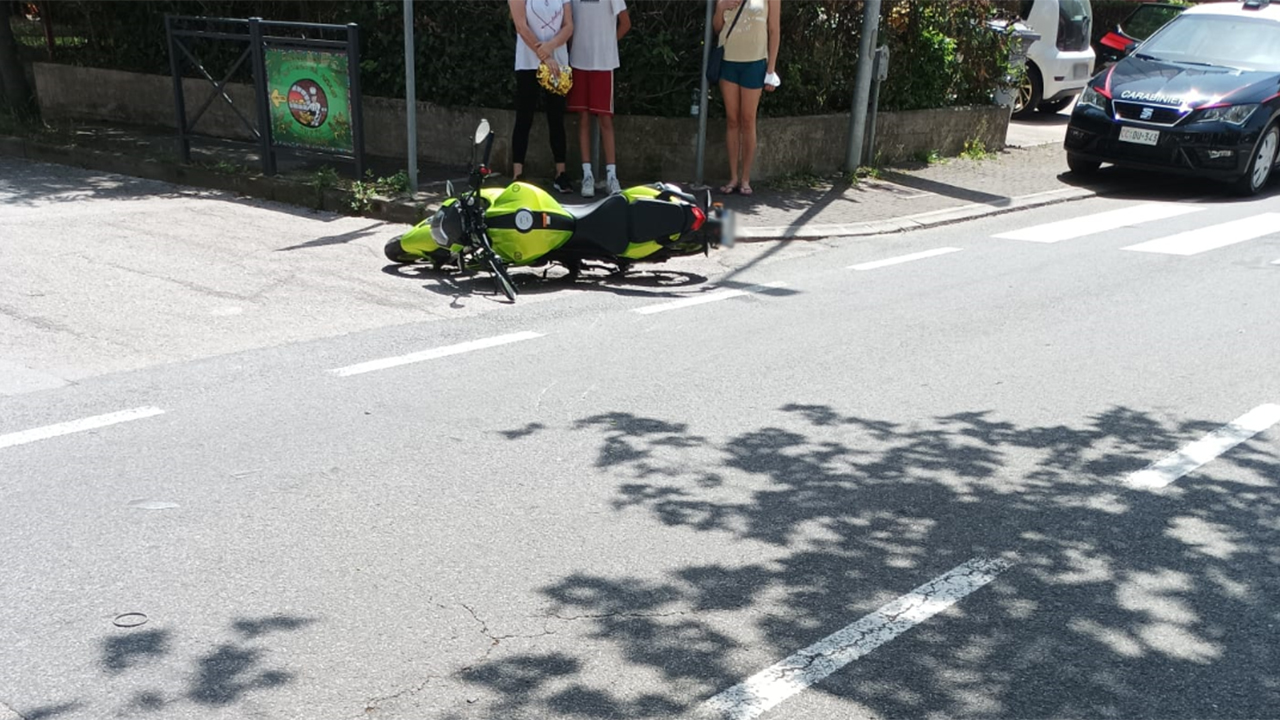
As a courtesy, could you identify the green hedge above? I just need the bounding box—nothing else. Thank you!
[36,0,1015,117]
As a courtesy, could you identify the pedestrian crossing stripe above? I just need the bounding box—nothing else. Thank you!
[994,202,1205,243]
[1123,213,1280,256]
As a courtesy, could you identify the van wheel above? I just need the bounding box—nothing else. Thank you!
[1012,64,1043,120]
[1038,97,1074,114]
[1233,124,1278,197]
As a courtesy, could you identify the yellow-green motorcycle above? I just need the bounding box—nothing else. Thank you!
[384,120,736,302]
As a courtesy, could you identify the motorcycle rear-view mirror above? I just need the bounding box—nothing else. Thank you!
[446,180,455,197]
[474,119,491,146]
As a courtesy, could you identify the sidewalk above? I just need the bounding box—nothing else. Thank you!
[0,119,1099,240]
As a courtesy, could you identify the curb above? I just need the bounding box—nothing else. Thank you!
[2,134,1094,240]
[0,134,433,226]
[739,187,1097,241]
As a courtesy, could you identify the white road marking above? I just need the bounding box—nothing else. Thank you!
[703,556,1012,720]
[849,247,962,271]
[330,331,544,377]
[0,406,165,450]
[1126,404,1280,489]
[633,283,786,315]
[1123,213,1280,256]
[994,202,1205,243]
[1272,259,1280,265]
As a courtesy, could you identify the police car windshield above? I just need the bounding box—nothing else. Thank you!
[1141,14,1280,71]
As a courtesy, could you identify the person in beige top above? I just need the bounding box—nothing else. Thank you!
[712,0,780,196]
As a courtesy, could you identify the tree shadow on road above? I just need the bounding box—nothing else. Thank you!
[98,614,315,714]
[452,404,1280,719]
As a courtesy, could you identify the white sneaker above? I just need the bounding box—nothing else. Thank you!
[606,175,621,195]
[581,174,596,198]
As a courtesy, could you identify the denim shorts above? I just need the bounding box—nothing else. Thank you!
[720,59,767,90]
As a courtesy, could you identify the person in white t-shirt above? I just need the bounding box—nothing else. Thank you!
[510,0,575,192]
[567,0,630,197]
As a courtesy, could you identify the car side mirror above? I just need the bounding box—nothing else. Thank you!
[1123,40,1138,56]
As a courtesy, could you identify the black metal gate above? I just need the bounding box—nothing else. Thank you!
[164,15,365,177]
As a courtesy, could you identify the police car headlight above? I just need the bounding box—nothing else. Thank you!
[1078,86,1107,112]
[1196,104,1260,126]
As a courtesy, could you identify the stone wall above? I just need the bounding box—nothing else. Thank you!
[33,63,1011,182]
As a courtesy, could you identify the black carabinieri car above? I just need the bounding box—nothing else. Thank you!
[1065,0,1280,195]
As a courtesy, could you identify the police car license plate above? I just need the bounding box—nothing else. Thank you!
[1120,127,1160,146]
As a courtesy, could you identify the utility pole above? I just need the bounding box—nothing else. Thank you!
[404,0,418,192]
[694,0,714,188]
[844,0,881,172]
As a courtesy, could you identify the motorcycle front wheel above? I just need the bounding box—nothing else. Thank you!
[488,255,517,303]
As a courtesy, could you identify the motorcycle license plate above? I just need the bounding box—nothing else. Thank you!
[1119,127,1160,146]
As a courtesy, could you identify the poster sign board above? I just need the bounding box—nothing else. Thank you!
[265,48,354,153]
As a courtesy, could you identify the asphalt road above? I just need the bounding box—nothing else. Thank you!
[2,157,1278,720]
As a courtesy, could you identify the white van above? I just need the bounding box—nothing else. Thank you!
[1013,0,1098,118]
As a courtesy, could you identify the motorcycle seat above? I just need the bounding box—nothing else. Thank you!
[564,194,632,255]
[629,198,690,243]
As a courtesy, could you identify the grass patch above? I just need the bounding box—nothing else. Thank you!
[350,170,412,211]
[913,149,946,166]
[766,169,827,191]
[959,138,996,161]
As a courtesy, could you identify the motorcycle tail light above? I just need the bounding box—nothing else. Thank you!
[691,206,706,232]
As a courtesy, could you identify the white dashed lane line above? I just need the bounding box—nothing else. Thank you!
[329,331,545,377]
[848,247,962,271]
[632,283,788,315]
[0,406,166,450]
[702,556,1013,720]
[1125,403,1280,489]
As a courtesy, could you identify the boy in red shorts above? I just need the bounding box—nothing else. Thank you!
[568,0,630,197]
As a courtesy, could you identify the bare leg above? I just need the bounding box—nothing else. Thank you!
[600,113,616,165]
[513,162,524,179]
[738,86,763,192]
[720,79,742,190]
[578,111,592,167]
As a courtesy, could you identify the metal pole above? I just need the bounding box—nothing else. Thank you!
[694,0,714,188]
[165,15,192,164]
[863,46,885,164]
[348,23,366,179]
[403,0,418,192]
[844,0,881,172]
[249,17,276,175]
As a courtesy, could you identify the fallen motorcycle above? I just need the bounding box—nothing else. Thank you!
[383,119,736,302]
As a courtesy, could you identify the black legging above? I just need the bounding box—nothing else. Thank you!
[512,69,567,166]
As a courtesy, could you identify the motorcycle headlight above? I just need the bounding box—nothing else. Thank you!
[1078,85,1107,112]
[1195,104,1260,126]
[429,205,465,247]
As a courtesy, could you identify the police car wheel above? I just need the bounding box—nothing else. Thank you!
[1067,153,1101,176]
[1233,124,1279,197]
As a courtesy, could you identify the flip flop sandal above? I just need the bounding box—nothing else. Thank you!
[720,183,740,194]
[739,185,754,196]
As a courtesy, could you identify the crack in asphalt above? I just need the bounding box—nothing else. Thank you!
[362,603,560,714]
[548,610,695,622]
